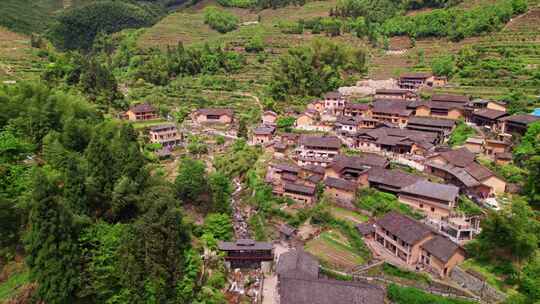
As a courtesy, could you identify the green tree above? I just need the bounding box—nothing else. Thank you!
[475,198,539,262]
[203,213,234,241]
[209,171,233,213]
[203,6,239,33]
[25,170,81,303]
[175,157,207,203]
[431,55,456,77]
[237,118,248,139]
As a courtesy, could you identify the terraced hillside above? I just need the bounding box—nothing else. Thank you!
[0,27,47,82]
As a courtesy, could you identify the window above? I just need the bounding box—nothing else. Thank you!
[419,204,424,209]
[431,207,435,212]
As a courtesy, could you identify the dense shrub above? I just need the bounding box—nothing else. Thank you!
[217,0,256,8]
[448,119,476,146]
[203,6,239,33]
[48,1,156,50]
[355,188,422,219]
[245,35,265,53]
[388,284,476,304]
[381,0,528,41]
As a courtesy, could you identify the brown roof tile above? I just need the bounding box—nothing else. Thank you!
[473,109,508,120]
[376,212,433,245]
[421,235,462,263]
[400,180,459,202]
[325,177,357,192]
[299,135,341,149]
[196,108,234,116]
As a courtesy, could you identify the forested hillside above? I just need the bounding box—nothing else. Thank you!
[1,0,540,303]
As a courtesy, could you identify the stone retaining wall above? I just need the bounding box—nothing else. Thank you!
[450,266,506,303]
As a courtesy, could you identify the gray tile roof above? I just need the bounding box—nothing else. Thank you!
[376,212,433,245]
[284,182,316,196]
[218,239,273,251]
[400,180,459,202]
[299,135,341,149]
[196,108,234,116]
[431,94,470,103]
[277,250,319,279]
[324,177,357,192]
[332,154,388,171]
[407,116,456,128]
[421,235,462,263]
[279,277,385,304]
[372,100,412,116]
[368,168,423,191]
[473,109,508,120]
[400,72,432,79]
[499,114,540,124]
[130,103,156,113]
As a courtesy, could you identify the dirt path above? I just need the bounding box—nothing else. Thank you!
[231,179,251,239]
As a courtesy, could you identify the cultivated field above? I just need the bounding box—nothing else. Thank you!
[329,206,368,225]
[0,27,47,82]
[305,229,365,271]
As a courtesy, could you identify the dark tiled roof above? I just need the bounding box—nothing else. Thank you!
[279,277,385,304]
[129,103,156,113]
[400,180,459,202]
[150,123,177,132]
[407,117,456,128]
[332,154,387,172]
[495,152,512,160]
[356,222,375,235]
[424,101,465,110]
[324,91,342,99]
[425,162,480,188]
[284,182,316,196]
[302,164,325,175]
[344,103,370,110]
[376,211,433,245]
[421,235,462,263]
[368,168,422,190]
[431,94,470,103]
[299,135,341,149]
[279,224,297,237]
[272,163,300,174]
[500,114,540,124]
[400,72,432,79]
[473,109,508,120]
[465,162,494,181]
[336,115,361,126]
[438,147,476,168]
[376,88,415,95]
[325,177,357,192]
[307,174,323,184]
[364,127,438,146]
[253,125,276,135]
[277,250,319,279]
[372,100,412,116]
[218,239,273,251]
[196,108,234,116]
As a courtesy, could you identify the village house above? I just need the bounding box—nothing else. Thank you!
[251,125,276,145]
[325,154,384,184]
[324,177,358,205]
[371,99,412,128]
[355,126,438,156]
[367,212,465,277]
[464,137,484,154]
[406,116,456,137]
[279,133,299,146]
[278,224,297,241]
[335,115,378,135]
[398,180,460,219]
[496,114,540,135]
[282,182,317,204]
[471,109,508,129]
[296,135,341,167]
[148,124,183,148]
[425,214,481,244]
[266,163,300,185]
[218,239,273,268]
[323,91,346,115]
[483,139,510,159]
[261,110,278,125]
[495,152,513,165]
[295,110,331,131]
[126,103,159,121]
[398,72,435,90]
[298,164,325,186]
[192,108,234,124]
[343,102,370,117]
[411,94,469,120]
[375,88,417,101]
[307,100,325,113]
[425,148,506,197]
[367,167,423,194]
[277,249,385,304]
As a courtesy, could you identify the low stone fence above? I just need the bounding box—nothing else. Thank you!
[450,266,506,303]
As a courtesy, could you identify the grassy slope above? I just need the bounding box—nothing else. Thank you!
[0,27,47,82]
[139,0,540,102]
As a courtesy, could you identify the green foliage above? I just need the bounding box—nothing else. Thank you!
[132,43,245,85]
[249,214,267,241]
[388,283,475,304]
[203,213,234,241]
[381,0,528,41]
[25,170,81,303]
[431,55,456,77]
[175,157,208,203]
[203,6,239,34]
[448,119,476,146]
[214,139,261,178]
[456,196,483,216]
[382,263,430,284]
[0,265,29,301]
[245,35,265,53]
[270,39,367,100]
[48,1,156,50]
[276,116,296,130]
[355,188,422,219]
[474,198,539,262]
[217,0,256,8]
[187,135,209,157]
[209,171,233,213]
[257,0,307,9]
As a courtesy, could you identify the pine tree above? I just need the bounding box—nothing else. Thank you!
[25,170,81,304]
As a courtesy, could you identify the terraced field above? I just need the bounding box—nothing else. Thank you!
[0,27,46,81]
[305,229,365,271]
